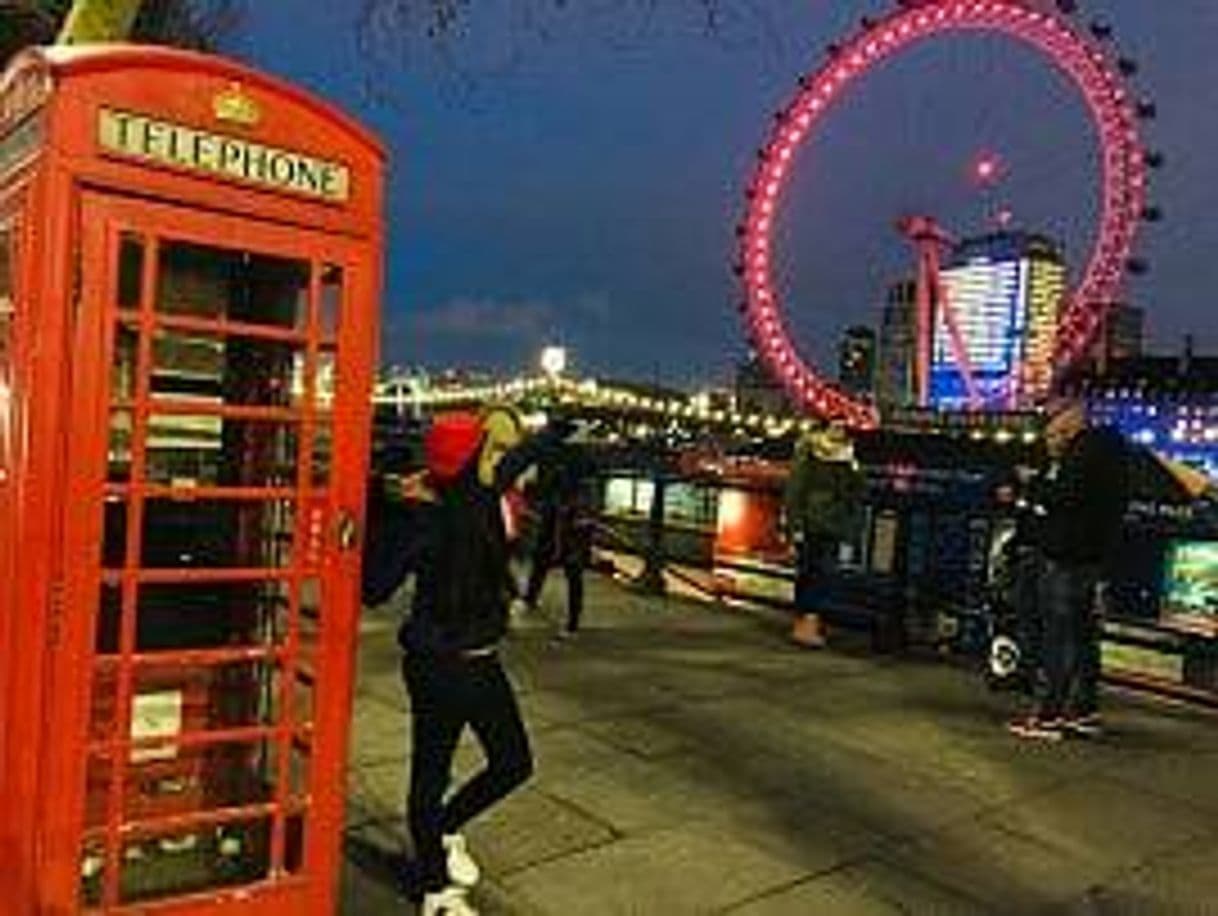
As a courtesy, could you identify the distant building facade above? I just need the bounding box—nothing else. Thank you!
[1072,346,1218,478]
[1090,303,1146,368]
[877,279,918,412]
[735,350,795,416]
[838,325,878,398]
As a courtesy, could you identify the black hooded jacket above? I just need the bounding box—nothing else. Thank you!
[397,424,567,656]
[1039,425,1130,566]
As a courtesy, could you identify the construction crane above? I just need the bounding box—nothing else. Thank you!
[896,214,983,410]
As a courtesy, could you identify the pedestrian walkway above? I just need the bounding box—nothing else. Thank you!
[341,574,1218,914]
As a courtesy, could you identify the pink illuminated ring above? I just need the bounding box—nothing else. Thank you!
[738,0,1147,428]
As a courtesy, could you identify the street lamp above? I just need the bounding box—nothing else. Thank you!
[540,345,567,378]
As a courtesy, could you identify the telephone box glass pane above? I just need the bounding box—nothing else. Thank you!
[132,580,291,652]
[120,737,277,822]
[118,233,145,311]
[285,810,306,873]
[316,346,336,411]
[151,329,307,408]
[144,415,298,488]
[312,421,333,487]
[157,241,308,330]
[320,263,342,338]
[103,496,128,568]
[112,324,138,403]
[95,583,123,656]
[139,499,294,569]
[80,838,107,908]
[290,668,316,726]
[119,815,272,904]
[90,660,283,742]
[108,409,134,482]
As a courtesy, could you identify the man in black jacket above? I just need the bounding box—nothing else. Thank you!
[1009,393,1129,741]
[521,440,597,637]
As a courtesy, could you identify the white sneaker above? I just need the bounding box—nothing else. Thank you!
[421,886,478,916]
[442,833,480,888]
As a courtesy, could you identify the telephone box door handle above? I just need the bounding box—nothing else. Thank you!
[337,510,360,552]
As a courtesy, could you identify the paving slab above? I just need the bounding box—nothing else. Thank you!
[1058,841,1218,915]
[462,784,619,877]
[884,817,1115,912]
[725,857,988,916]
[499,825,808,916]
[973,775,1218,876]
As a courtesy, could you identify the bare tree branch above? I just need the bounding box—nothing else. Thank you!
[355,0,785,107]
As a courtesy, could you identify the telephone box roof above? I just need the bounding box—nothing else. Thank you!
[3,43,385,160]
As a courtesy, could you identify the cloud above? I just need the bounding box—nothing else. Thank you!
[415,296,556,339]
[414,291,612,340]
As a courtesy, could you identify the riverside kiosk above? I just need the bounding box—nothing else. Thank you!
[0,45,384,913]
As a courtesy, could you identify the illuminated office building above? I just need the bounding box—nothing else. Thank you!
[930,232,1066,410]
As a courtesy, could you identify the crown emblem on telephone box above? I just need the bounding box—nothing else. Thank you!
[212,83,261,127]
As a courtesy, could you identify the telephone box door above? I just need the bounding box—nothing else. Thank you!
[45,191,374,913]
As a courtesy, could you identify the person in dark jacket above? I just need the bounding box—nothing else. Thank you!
[521,440,596,637]
[784,421,866,648]
[398,409,570,916]
[1009,393,1129,742]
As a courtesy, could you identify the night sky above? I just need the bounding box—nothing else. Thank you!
[230,2,1218,387]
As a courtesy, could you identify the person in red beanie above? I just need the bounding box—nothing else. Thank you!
[398,408,572,916]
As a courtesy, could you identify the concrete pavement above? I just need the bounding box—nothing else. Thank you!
[341,572,1218,914]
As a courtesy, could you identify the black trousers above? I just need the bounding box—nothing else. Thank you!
[795,533,839,613]
[402,652,533,892]
[524,510,588,633]
[1037,559,1102,720]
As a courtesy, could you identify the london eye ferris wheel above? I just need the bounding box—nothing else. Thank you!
[735,0,1157,429]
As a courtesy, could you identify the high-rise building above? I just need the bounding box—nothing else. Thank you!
[930,231,1066,410]
[877,280,917,411]
[837,325,877,397]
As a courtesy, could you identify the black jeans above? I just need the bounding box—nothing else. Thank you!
[524,509,588,633]
[402,652,534,892]
[1037,559,1101,720]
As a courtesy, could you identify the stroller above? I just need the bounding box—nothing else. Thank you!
[975,468,1052,694]
[981,521,1043,693]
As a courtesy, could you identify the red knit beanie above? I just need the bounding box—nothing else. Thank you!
[424,412,485,481]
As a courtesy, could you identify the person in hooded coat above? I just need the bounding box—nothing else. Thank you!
[397,409,571,915]
[784,421,866,648]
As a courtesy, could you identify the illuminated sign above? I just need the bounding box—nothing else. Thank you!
[97,108,350,203]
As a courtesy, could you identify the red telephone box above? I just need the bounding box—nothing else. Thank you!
[0,45,383,914]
